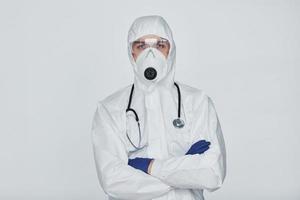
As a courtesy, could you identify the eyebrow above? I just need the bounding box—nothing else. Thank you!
[132,41,145,44]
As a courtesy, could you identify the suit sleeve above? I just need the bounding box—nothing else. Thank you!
[91,101,172,200]
[149,96,226,191]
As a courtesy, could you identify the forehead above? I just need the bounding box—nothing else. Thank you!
[134,34,166,42]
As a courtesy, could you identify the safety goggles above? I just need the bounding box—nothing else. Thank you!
[131,37,170,55]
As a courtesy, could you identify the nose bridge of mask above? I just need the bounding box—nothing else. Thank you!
[145,48,156,58]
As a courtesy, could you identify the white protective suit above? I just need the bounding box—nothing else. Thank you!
[91,15,226,200]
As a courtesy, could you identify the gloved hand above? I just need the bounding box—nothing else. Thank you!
[185,139,211,155]
[128,157,154,174]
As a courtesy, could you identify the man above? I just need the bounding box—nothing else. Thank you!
[91,15,226,200]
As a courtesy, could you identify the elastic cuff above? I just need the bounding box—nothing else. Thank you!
[143,158,153,174]
[149,159,165,179]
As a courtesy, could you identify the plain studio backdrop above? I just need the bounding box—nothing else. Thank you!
[0,0,299,200]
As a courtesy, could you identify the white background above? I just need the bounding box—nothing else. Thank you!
[0,0,299,199]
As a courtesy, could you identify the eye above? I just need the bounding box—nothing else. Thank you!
[137,43,146,49]
[157,42,168,49]
[132,41,147,51]
[157,43,166,49]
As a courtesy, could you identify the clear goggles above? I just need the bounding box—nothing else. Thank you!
[131,37,170,55]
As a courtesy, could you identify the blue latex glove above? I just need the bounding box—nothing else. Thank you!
[186,139,211,155]
[128,157,154,174]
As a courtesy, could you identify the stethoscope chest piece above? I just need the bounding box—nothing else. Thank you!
[173,118,185,129]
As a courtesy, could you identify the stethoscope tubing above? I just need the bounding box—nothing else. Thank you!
[125,82,183,152]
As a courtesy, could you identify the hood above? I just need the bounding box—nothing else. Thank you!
[127,15,176,93]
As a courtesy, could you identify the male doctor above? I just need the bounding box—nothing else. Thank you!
[91,15,226,200]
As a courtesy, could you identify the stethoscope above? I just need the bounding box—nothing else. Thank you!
[125,82,185,152]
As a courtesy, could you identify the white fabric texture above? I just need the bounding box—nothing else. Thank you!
[91,15,226,200]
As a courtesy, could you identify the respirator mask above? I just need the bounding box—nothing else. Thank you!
[131,38,170,83]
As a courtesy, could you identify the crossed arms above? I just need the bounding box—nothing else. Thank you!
[91,96,226,200]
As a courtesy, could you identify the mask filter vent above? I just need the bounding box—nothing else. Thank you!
[144,67,157,80]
